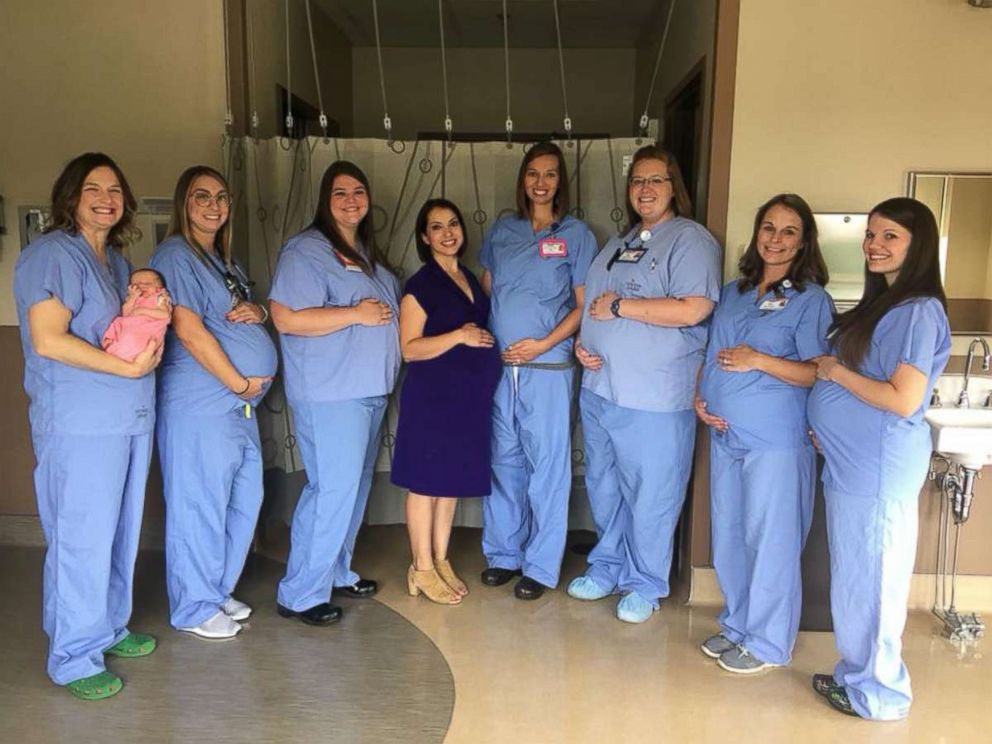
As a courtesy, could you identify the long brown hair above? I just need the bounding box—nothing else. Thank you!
[737,193,828,293]
[624,144,692,230]
[166,165,233,265]
[830,197,947,368]
[309,161,385,277]
[44,152,141,250]
[515,141,570,220]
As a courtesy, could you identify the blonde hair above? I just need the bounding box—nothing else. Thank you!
[167,165,233,265]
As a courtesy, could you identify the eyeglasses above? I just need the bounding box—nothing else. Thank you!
[191,190,231,208]
[628,176,672,189]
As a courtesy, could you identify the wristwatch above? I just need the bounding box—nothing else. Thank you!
[610,297,623,318]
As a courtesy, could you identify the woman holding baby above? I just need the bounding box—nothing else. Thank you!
[150,165,278,641]
[13,152,164,700]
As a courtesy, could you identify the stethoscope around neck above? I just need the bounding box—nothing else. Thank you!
[204,251,254,303]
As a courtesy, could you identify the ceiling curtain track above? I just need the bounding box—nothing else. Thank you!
[371,0,393,142]
[284,0,293,136]
[437,0,453,143]
[246,0,260,134]
[303,0,330,138]
[637,0,676,138]
[501,0,513,146]
[551,0,572,142]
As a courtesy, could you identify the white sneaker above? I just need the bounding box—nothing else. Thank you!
[178,610,242,640]
[221,596,252,622]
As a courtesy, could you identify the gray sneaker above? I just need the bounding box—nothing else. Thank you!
[700,633,736,659]
[717,645,780,674]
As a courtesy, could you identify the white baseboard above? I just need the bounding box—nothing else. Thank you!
[689,566,992,612]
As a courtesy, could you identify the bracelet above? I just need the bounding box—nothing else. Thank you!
[259,303,270,323]
[236,377,251,395]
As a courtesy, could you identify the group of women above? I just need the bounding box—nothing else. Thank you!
[14,143,949,723]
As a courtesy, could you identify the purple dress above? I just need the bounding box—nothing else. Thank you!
[391,259,502,497]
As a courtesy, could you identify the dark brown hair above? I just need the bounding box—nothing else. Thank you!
[166,165,233,265]
[830,197,947,368]
[415,198,468,263]
[737,193,828,293]
[44,152,141,249]
[515,141,570,220]
[309,161,384,277]
[625,144,692,229]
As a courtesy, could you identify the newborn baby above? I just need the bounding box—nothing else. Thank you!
[102,268,172,361]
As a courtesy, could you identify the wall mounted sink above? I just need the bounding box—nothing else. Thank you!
[925,407,992,470]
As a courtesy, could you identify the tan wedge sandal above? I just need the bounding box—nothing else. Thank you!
[434,558,469,596]
[407,565,462,605]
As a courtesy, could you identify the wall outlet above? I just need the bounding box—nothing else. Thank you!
[622,155,632,177]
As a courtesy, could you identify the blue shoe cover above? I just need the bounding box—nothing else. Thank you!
[616,592,656,623]
[567,575,610,601]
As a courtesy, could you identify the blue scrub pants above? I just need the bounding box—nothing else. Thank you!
[158,409,263,628]
[825,484,919,720]
[278,396,386,610]
[710,437,815,664]
[579,389,695,606]
[32,432,152,685]
[483,366,573,588]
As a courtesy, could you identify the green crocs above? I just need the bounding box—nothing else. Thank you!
[105,632,157,658]
[66,671,123,701]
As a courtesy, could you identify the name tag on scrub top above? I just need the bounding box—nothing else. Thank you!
[539,239,568,258]
[616,247,648,264]
[759,297,789,311]
[335,251,365,272]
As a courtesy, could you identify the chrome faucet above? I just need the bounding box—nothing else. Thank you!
[957,337,991,407]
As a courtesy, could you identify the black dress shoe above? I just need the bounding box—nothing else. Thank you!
[276,602,343,626]
[514,576,546,600]
[333,579,378,599]
[481,567,523,587]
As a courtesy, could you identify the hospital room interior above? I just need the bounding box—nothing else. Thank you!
[1,0,992,741]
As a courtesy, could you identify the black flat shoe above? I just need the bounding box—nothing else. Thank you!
[812,673,839,698]
[276,602,343,626]
[514,576,546,600]
[481,567,522,587]
[334,579,378,599]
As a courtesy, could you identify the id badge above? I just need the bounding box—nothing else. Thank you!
[539,239,568,258]
[759,297,788,311]
[616,247,647,264]
[335,251,365,272]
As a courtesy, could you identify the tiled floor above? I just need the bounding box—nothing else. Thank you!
[3,525,989,743]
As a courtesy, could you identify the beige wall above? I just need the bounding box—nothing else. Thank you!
[0,0,228,326]
[634,0,716,216]
[725,0,992,273]
[351,47,636,140]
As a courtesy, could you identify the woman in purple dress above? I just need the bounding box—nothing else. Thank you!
[393,198,502,605]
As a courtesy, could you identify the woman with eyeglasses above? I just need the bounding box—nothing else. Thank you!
[568,144,721,623]
[269,161,400,626]
[695,194,833,673]
[479,141,599,601]
[151,165,277,640]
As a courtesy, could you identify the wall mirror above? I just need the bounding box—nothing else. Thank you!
[909,172,992,334]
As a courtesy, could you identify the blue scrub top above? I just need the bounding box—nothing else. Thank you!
[700,280,834,449]
[580,217,722,412]
[807,297,951,496]
[151,236,279,414]
[13,230,155,436]
[269,228,401,404]
[480,214,598,364]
